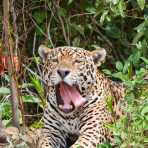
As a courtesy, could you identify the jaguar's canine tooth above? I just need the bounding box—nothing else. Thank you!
[59,105,73,110]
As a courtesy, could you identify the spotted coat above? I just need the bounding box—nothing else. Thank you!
[37,46,125,148]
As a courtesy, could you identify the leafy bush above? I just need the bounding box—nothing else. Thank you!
[103,49,148,147]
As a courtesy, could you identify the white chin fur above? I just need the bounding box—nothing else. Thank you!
[64,78,74,86]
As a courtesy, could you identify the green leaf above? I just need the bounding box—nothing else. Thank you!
[30,75,44,95]
[102,69,112,75]
[68,0,74,5]
[144,137,148,143]
[0,87,10,95]
[72,37,80,47]
[100,10,108,24]
[85,7,96,13]
[123,61,131,74]
[33,11,46,24]
[105,24,121,39]
[141,109,148,121]
[70,24,85,37]
[140,57,148,64]
[97,142,112,148]
[35,24,46,37]
[134,22,145,32]
[58,7,67,17]
[0,102,12,119]
[118,0,126,17]
[129,51,141,66]
[112,72,128,81]
[31,120,43,129]
[137,0,145,10]
[141,105,148,116]
[106,96,114,113]
[22,95,39,103]
[116,61,123,71]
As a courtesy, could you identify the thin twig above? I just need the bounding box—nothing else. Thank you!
[47,15,54,48]
[68,12,94,20]
[91,18,114,49]
[22,0,27,37]
[53,1,70,45]
[24,113,43,117]
[22,64,46,85]
[32,32,43,79]
[28,13,52,42]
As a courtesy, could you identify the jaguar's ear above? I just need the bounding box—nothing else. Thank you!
[91,47,106,66]
[38,45,52,62]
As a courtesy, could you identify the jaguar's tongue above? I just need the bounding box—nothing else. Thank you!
[59,82,86,112]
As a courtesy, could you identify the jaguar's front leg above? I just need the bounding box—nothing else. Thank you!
[38,128,67,148]
[70,125,108,148]
[37,106,67,148]
[71,103,112,148]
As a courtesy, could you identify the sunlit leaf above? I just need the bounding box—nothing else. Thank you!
[58,7,67,17]
[141,105,148,117]
[0,102,12,119]
[22,95,39,103]
[100,10,108,24]
[68,0,74,5]
[70,24,85,37]
[102,69,112,75]
[0,87,10,95]
[72,37,80,47]
[137,0,145,10]
[118,0,126,17]
[85,7,96,13]
[140,57,148,64]
[116,61,123,71]
[33,11,46,24]
[105,24,121,39]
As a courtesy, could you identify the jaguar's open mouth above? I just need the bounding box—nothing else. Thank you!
[56,82,86,113]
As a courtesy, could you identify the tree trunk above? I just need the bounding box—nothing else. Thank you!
[3,0,20,129]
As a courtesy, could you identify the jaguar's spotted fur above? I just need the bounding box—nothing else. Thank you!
[37,45,125,148]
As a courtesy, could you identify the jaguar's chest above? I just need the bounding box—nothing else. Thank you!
[61,117,80,134]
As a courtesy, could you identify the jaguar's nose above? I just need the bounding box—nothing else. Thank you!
[57,69,70,79]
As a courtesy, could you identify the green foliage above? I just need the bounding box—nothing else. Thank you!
[31,120,43,129]
[103,50,147,147]
[0,0,147,146]
[29,75,46,108]
[137,0,145,10]
[0,101,12,120]
[106,96,114,114]
[0,73,45,126]
[97,142,112,148]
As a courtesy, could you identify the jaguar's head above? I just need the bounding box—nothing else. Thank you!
[39,45,106,113]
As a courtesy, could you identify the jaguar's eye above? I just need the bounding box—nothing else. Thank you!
[52,58,58,63]
[74,59,84,63]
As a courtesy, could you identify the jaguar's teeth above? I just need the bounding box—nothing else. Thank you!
[59,105,63,109]
[69,105,73,109]
[59,105,73,110]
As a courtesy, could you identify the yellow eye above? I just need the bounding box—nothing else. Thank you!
[74,59,84,63]
[52,58,58,63]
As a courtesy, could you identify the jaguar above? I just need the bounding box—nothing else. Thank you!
[37,45,125,148]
